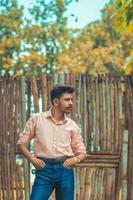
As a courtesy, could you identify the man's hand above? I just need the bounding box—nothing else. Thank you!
[17,143,45,169]
[63,157,78,168]
[31,156,45,169]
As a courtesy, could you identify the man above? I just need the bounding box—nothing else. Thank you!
[17,84,87,200]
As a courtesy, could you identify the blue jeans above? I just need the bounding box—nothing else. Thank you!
[30,162,74,200]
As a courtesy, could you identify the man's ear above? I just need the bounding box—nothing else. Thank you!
[53,98,59,106]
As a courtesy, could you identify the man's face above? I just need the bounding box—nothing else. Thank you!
[54,92,74,114]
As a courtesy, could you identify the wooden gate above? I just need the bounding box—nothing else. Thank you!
[0,74,133,200]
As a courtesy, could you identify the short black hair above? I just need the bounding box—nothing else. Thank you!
[50,84,75,104]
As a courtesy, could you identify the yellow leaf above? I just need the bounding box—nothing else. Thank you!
[71,65,87,73]
[3,63,10,69]
[124,65,133,74]
[56,0,64,9]
[124,23,133,35]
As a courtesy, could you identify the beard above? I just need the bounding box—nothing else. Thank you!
[64,107,72,114]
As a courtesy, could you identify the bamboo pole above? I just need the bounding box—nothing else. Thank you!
[94,169,99,199]
[102,75,106,151]
[83,74,88,147]
[8,79,15,200]
[98,75,102,152]
[86,75,92,152]
[69,74,76,120]
[65,73,70,85]
[58,73,65,83]
[76,74,82,122]
[14,79,24,200]
[92,77,97,152]
[110,75,115,152]
[121,130,128,200]
[76,163,118,168]
[27,79,32,119]
[106,75,111,151]
[75,167,80,200]
[99,169,104,200]
[31,76,39,113]
[90,76,95,152]
[41,75,47,112]
[0,84,1,199]
[79,168,86,200]
[83,168,93,200]
[47,75,54,108]
[127,76,133,200]
[20,77,30,200]
[0,78,5,199]
[95,77,100,152]
[2,78,9,200]
[114,77,119,151]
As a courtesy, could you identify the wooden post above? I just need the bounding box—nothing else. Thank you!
[121,130,128,200]
[20,77,30,200]
[31,76,39,113]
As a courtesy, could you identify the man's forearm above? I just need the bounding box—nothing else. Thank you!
[17,143,45,169]
[17,143,34,162]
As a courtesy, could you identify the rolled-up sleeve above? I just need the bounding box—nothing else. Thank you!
[71,126,86,155]
[17,115,36,145]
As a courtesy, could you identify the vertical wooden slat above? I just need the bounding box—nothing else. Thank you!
[8,80,15,200]
[41,75,47,112]
[98,75,103,151]
[110,75,115,152]
[92,77,96,152]
[83,168,93,200]
[106,75,111,151]
[20,77,30,200]
[83,74,88,147]
[0,78,5,199]
[0,80,2,200]
[114,77,119,151]
[31,76,39,113]
[79,168,86,200]
[15,79,24,200]
[127,76,133,200]
[2,78,8,200]
[121,130,128,200]
[69,74,76,120]
[95,77,100,152]
[102,75,106,151]
[75,167,80,200]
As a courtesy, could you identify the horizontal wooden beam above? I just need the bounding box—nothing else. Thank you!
[76,153,119,168]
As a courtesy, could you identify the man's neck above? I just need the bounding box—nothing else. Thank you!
[51,107,64,123]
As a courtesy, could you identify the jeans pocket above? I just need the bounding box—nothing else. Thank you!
[36,163,46,171]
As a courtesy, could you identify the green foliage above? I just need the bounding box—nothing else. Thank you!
[0,0,132,76]
[0,0,74,76]
[27,0,73,74]
[0,0,24,76]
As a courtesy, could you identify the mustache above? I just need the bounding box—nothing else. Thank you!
[66,106,72,109]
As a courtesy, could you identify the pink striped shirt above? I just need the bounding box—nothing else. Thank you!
[17,109,86,158]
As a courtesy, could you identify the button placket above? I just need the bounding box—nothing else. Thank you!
[52,125,57,153]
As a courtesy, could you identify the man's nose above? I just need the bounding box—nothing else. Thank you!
[69,100,73,105]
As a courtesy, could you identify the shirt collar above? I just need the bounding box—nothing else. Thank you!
[44,109,68,125]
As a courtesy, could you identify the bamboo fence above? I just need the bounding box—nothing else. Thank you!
[0,74,132,200]
[0,77,25,200]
